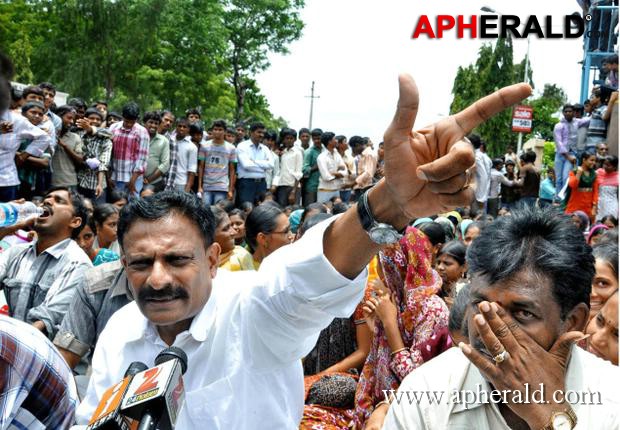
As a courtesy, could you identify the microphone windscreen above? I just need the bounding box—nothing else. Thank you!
[154,347,188,375]
[124,361,148,378]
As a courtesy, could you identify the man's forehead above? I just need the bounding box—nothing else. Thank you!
[469,270,553,301]
[45,189,70,200]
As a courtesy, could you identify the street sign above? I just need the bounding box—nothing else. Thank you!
[512,105,533,133]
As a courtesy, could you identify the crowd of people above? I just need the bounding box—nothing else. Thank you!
[0,52,619,430]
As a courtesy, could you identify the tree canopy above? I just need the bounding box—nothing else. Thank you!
[450,37,566,157]
[0,0,304,128]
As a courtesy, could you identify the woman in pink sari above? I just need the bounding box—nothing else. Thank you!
[353,227,451,429]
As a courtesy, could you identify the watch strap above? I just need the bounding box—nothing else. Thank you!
[357,189,375,231]
[539,407,577,430]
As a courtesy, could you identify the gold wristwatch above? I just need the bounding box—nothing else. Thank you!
[540,408,577,430]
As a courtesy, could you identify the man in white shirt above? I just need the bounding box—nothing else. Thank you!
[275,127,303,207]
[73,74,531,429]
[317,131,347,203]
[384,207,619,430]
[470,134,492,216]
[235,122,273,206]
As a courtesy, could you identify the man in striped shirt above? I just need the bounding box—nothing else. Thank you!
[0,187,92,340]
[0,314,78,429]
[109,102,150,198]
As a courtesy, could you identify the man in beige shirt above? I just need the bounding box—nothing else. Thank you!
[384,208,619,429]
[350,135,377,201]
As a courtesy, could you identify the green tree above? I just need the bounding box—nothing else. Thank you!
[449,38,535,156]
[525,84,567,141]
[223,0,304,121]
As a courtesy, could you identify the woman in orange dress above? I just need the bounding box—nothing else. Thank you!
[565,152,599,222]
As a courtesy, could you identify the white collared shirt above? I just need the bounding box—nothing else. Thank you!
[276,147,303,187]
[236,139,274,179]
[384,346,620,429]
[74,217,366,429]
[317,149,347,191]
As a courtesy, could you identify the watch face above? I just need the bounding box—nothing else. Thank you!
[552,413,572,430]
[369,225,401,244]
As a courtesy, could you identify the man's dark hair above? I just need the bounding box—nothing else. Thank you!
[417,222,446,246]
[279,127,297,140]
[264,130,277,141]
[335,135,347,144]
[107,111,122,120]
[68,97,87,110]
[320,131,336,146]
[573,103,584,116]
[107,189,128,205]
[122,102,140,120]
[176,117,190,127]
[492,158,504,169]
[605,154,618,169]
[249,122,265,133]
[467,134,482,150]
[38,82,56,94]
[310,128,323,137]
[211,119,227,129]
[299,127,310,135]
[519,150,536,164]
[562,103,574,112]
[85,107,103,120]
[185,107,201,118]
[299,213,332,237]
[94,100,108,107]
[21,101,45,114]
[22,85,44,99]
[449,283,471,334]
[45,186,88,239]
[605,53,618,65]
[331,202,348,215]
[348,135,365,149]
[245,204,284,252]
[467,207,595,319]
[189,121,204,136]
[143,111,162,124]
[226,127,236,135]
[227,207,246,220]
[117,191,216,251]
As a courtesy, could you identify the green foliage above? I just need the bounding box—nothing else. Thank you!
[543,141,556,170]
[1,0,302,126]
[450,38,527,157]
[523,84,566,141]
[223,0,305,121]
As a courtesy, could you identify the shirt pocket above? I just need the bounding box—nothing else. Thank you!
[183,377,235,429]
[2,278,23,311]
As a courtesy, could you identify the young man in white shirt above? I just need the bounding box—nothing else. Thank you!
[275,127,303,207]
[384,207,619,430]
[316,131,347,203]
[73,74,532,429]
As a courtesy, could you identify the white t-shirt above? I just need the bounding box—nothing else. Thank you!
[174,140,198,186]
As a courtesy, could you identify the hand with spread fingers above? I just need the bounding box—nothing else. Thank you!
[460,301,585,429]
[376,74,531,220]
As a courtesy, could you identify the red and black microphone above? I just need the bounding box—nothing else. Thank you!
[120,347,188,430]
[86,361,149,430]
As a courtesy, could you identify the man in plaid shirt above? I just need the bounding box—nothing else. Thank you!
[109,102,149,197]
[0,315,78,429]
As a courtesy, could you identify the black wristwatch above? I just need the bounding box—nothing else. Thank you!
[357,189,404,245]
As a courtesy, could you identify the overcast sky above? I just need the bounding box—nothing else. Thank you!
[256,0,586,142]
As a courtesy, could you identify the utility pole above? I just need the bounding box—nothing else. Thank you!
[306,81,320,129]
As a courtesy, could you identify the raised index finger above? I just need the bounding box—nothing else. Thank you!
[453,83,532,135]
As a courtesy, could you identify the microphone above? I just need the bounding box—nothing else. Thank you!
[120,347,188,430]
[87,361,148,430]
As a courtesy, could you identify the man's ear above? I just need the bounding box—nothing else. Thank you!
[563,302,590,333]
[70,216,83,231]
[207,242,221,278]
[256,232,267,249]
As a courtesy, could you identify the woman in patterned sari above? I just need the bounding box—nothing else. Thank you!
[354,227,451,429]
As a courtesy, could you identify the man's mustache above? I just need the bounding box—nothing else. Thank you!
[138,284,189,302]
